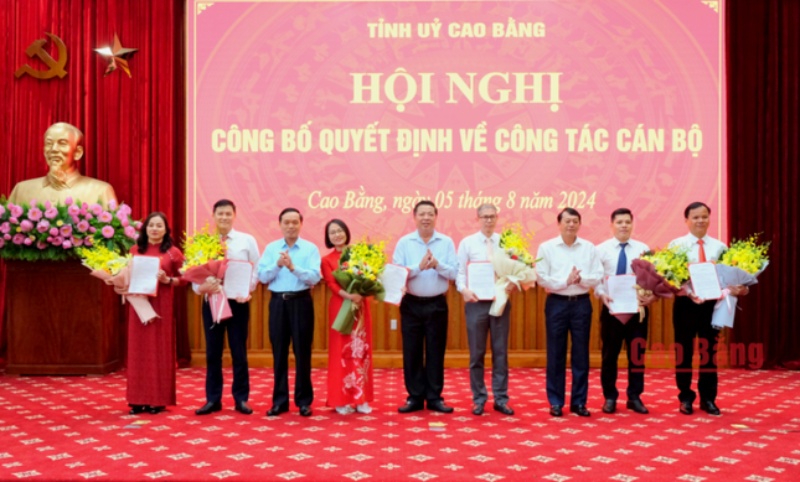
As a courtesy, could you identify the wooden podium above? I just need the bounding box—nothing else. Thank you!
[5,260,123,375]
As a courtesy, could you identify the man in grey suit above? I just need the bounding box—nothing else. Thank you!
[456,203,516,416]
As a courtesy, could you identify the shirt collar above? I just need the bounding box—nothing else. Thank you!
[413,230,442,243]
[557,235,583,247]
[281,237,304,250]
[42,170,81,190]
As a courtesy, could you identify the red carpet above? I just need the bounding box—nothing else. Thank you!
[2,368,799,481]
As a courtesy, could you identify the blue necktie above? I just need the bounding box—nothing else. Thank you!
[616,242,628,275]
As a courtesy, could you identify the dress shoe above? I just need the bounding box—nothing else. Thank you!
[427,400,454,413]
[355,403,372,414]
[148,406,165,415]
[570,405,591,417]
[299,405,313,417]
[472,404,484,416]
[626,400,649,414]
[679,401,693,415]
[549,405,563,417]
[602,399,617,414]
[493,403,515,416]
[266,405,288,417]
[128,405,148,415]
[195,401,222,416]
[397,401,424,414]
[700,400,721,416]
[235,401,253,415]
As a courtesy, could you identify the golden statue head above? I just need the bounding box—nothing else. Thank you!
[44,122,84,177]
[7,122,117,207]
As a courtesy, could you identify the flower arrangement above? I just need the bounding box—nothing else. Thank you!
[180,225,231,322]
[332,239,387,334]
[181,224,226,270]
[638,247,690,290]
[719,233,770,275]
[76,244,131,275]
[490,223,539,316]
[498,223,538,267]
[0,197,139,261]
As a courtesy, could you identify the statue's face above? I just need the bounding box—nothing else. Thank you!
[43,125,83,173]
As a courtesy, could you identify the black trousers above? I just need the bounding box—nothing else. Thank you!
[203,299,250,404]
[400,293,449,404]
[544,295,592,407]
[269,291,314,408]
[600,306,648,401]
[673,297,719,403]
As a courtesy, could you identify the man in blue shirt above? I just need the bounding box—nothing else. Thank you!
[257,208,321,417]
[393,201,458,414]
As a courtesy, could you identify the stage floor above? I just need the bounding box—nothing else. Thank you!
[1,368,799,481]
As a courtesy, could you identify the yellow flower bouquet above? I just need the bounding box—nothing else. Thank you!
[489,224,539,316]
[719,233,769,275]
[181,225,231,322]
[332,240,387,335]
[76,244,158,324]
[77,244,131,276]
[711,234,769,329]
[631,247,691,298]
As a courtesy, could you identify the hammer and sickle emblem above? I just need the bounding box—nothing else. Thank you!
[14,32,68,79]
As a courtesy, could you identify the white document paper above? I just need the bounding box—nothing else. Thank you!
[606,274,638,315]
[128,255,160,295]
[689,262,723,300]
[467,261,496,300]
[379,264,409,305]
[223,260,253,299]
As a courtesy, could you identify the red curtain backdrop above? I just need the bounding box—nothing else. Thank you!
[726,0,800,368]
[0,0,187,364]
[1,1,799,368]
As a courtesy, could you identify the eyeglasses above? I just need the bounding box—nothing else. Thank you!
[478,215,497,220]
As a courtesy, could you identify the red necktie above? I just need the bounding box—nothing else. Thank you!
[697,239,706,262]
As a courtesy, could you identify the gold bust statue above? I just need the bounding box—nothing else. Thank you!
[8,122,117,208]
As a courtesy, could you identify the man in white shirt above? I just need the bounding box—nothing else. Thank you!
[595,208,654,415]
[195,199,260,416]
[536,208,604,417]
[456,204,516,416]
[668,201,749,416]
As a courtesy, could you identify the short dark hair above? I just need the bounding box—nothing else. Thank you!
[136,212,173,254]
[279,207,303,222]
[324,219,351,249]
[683,202,711,219]
[557,207,581,222]
[413,200,437,215]
[213,199,236,213]
[610,208,633,222]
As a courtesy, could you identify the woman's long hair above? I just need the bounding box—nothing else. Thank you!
[136,211,173,254]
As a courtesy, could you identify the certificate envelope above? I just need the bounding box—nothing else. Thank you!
[128,255,160,295]
[223,260,253,299]
[689,262,723,300]
[379,264,409,305]
[606,274,638,315]
[467,261,496,300]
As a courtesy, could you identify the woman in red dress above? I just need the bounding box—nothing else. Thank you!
[127,212,185,415]
[321,219,374,415]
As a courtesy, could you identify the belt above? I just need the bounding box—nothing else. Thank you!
[549,293,590,301]
[271,290,311,301]
[404,293,446,302]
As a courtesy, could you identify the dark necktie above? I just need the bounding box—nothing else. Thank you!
[616,242,628,275]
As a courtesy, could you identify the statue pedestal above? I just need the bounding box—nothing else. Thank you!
[5,261,123,375]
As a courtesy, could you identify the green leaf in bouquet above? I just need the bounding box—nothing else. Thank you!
[332,298,356,335]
